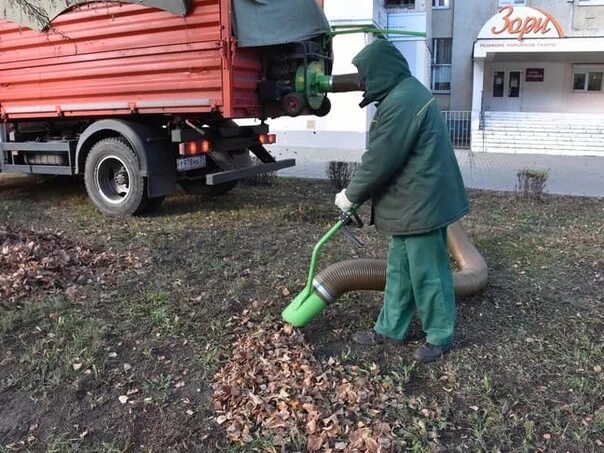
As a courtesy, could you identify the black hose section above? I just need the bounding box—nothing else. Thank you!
[330,73,364,93]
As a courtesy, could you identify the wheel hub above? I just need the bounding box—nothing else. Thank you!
[114,170,128,186]
[95,156,132,205]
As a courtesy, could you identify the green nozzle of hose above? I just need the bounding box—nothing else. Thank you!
[282,289,327,327]
[282,206,360,327]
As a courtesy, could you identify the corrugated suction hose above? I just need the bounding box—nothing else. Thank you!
[313,221,488,303]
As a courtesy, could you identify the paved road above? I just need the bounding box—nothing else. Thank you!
[271,146,604,198]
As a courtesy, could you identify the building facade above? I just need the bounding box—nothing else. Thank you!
[269,0,604,157]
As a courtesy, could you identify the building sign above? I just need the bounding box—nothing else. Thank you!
[474,36,604,58]
[478,6,565,41]
[525,68,544,82]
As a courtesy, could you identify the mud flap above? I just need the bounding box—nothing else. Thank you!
[205,159,295,185]
[76,119,177,198]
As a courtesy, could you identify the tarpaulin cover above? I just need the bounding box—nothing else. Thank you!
[0,0,191,30]
[232,0,330,47]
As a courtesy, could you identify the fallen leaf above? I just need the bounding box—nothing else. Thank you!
[306,436,323,451]
[216,415,228,425]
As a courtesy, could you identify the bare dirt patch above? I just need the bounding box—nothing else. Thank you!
[0,174,602,451]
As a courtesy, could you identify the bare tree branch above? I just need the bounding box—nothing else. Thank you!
[10,0,52,28]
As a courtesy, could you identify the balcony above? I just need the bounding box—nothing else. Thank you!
[387,10,427,41]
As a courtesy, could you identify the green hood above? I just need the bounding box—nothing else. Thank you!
[352,38,411,108]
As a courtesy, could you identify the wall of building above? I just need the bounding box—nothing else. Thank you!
[448,1,495,111]
[446,0,604,112]
[529,0,573,30]
[324,0,375,26]
[572,1,604,32]
[481,62,604,113]
[387,9,430,86]
[431,5,452,37]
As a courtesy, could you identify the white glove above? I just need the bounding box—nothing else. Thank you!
[335,189,353,212]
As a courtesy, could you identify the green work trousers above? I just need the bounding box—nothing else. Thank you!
[375,228,456,346]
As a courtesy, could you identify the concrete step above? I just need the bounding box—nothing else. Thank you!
[482,139,604,146]
[482,143,604,153]
[484,125,604,132]
[476,147,604,156]
[484,112,604,119]
[482,130,604,138]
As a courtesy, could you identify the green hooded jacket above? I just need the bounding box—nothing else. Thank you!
[345,39,469,235]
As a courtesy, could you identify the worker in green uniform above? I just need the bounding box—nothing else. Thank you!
[334,38,469,363]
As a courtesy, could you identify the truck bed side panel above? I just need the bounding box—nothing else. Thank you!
[0,0,261,120]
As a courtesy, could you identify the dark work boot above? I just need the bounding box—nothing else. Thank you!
[352,330,403,346]
[414,342,453,363]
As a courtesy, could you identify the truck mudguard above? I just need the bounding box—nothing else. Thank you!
[76,119,177,198]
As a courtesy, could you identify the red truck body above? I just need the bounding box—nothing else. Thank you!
[0,0,262,120]
[0,0,333,216]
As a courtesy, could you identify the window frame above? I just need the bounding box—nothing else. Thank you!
[577,0,604,6]
[431,38,452,93]
[432,0,450,10]
[498,0,526,6]
[385,0,416,7]
[572,66,604,93]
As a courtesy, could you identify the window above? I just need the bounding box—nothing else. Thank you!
[498,0,525,5]
[432,0,449,9]
[493,71,505,97]
[573,67,604,92]
[385,0,415,7]
[431,38,452,92]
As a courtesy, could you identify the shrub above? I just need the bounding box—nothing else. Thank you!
[326,161,359,191]
[515,168,549,200]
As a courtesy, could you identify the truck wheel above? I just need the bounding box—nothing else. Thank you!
[84,137,148,216]
[311,97,331,117]
[282,92,306,117]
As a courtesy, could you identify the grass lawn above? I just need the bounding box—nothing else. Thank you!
[0,174,602,452]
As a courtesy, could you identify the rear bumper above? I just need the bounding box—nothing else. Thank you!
[205,159,295,185]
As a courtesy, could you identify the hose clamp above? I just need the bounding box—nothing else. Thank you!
[313,279,335,304]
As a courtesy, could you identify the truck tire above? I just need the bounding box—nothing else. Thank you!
[311,96,331,117]
[84,137,149,216]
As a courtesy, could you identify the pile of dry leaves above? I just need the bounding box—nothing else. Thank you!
[0,224,141,305]
[213,321,435,452]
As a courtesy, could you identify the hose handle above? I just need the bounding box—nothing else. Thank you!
[339,205,363,229]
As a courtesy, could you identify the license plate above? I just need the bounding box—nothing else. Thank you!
[177,155,206,172]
